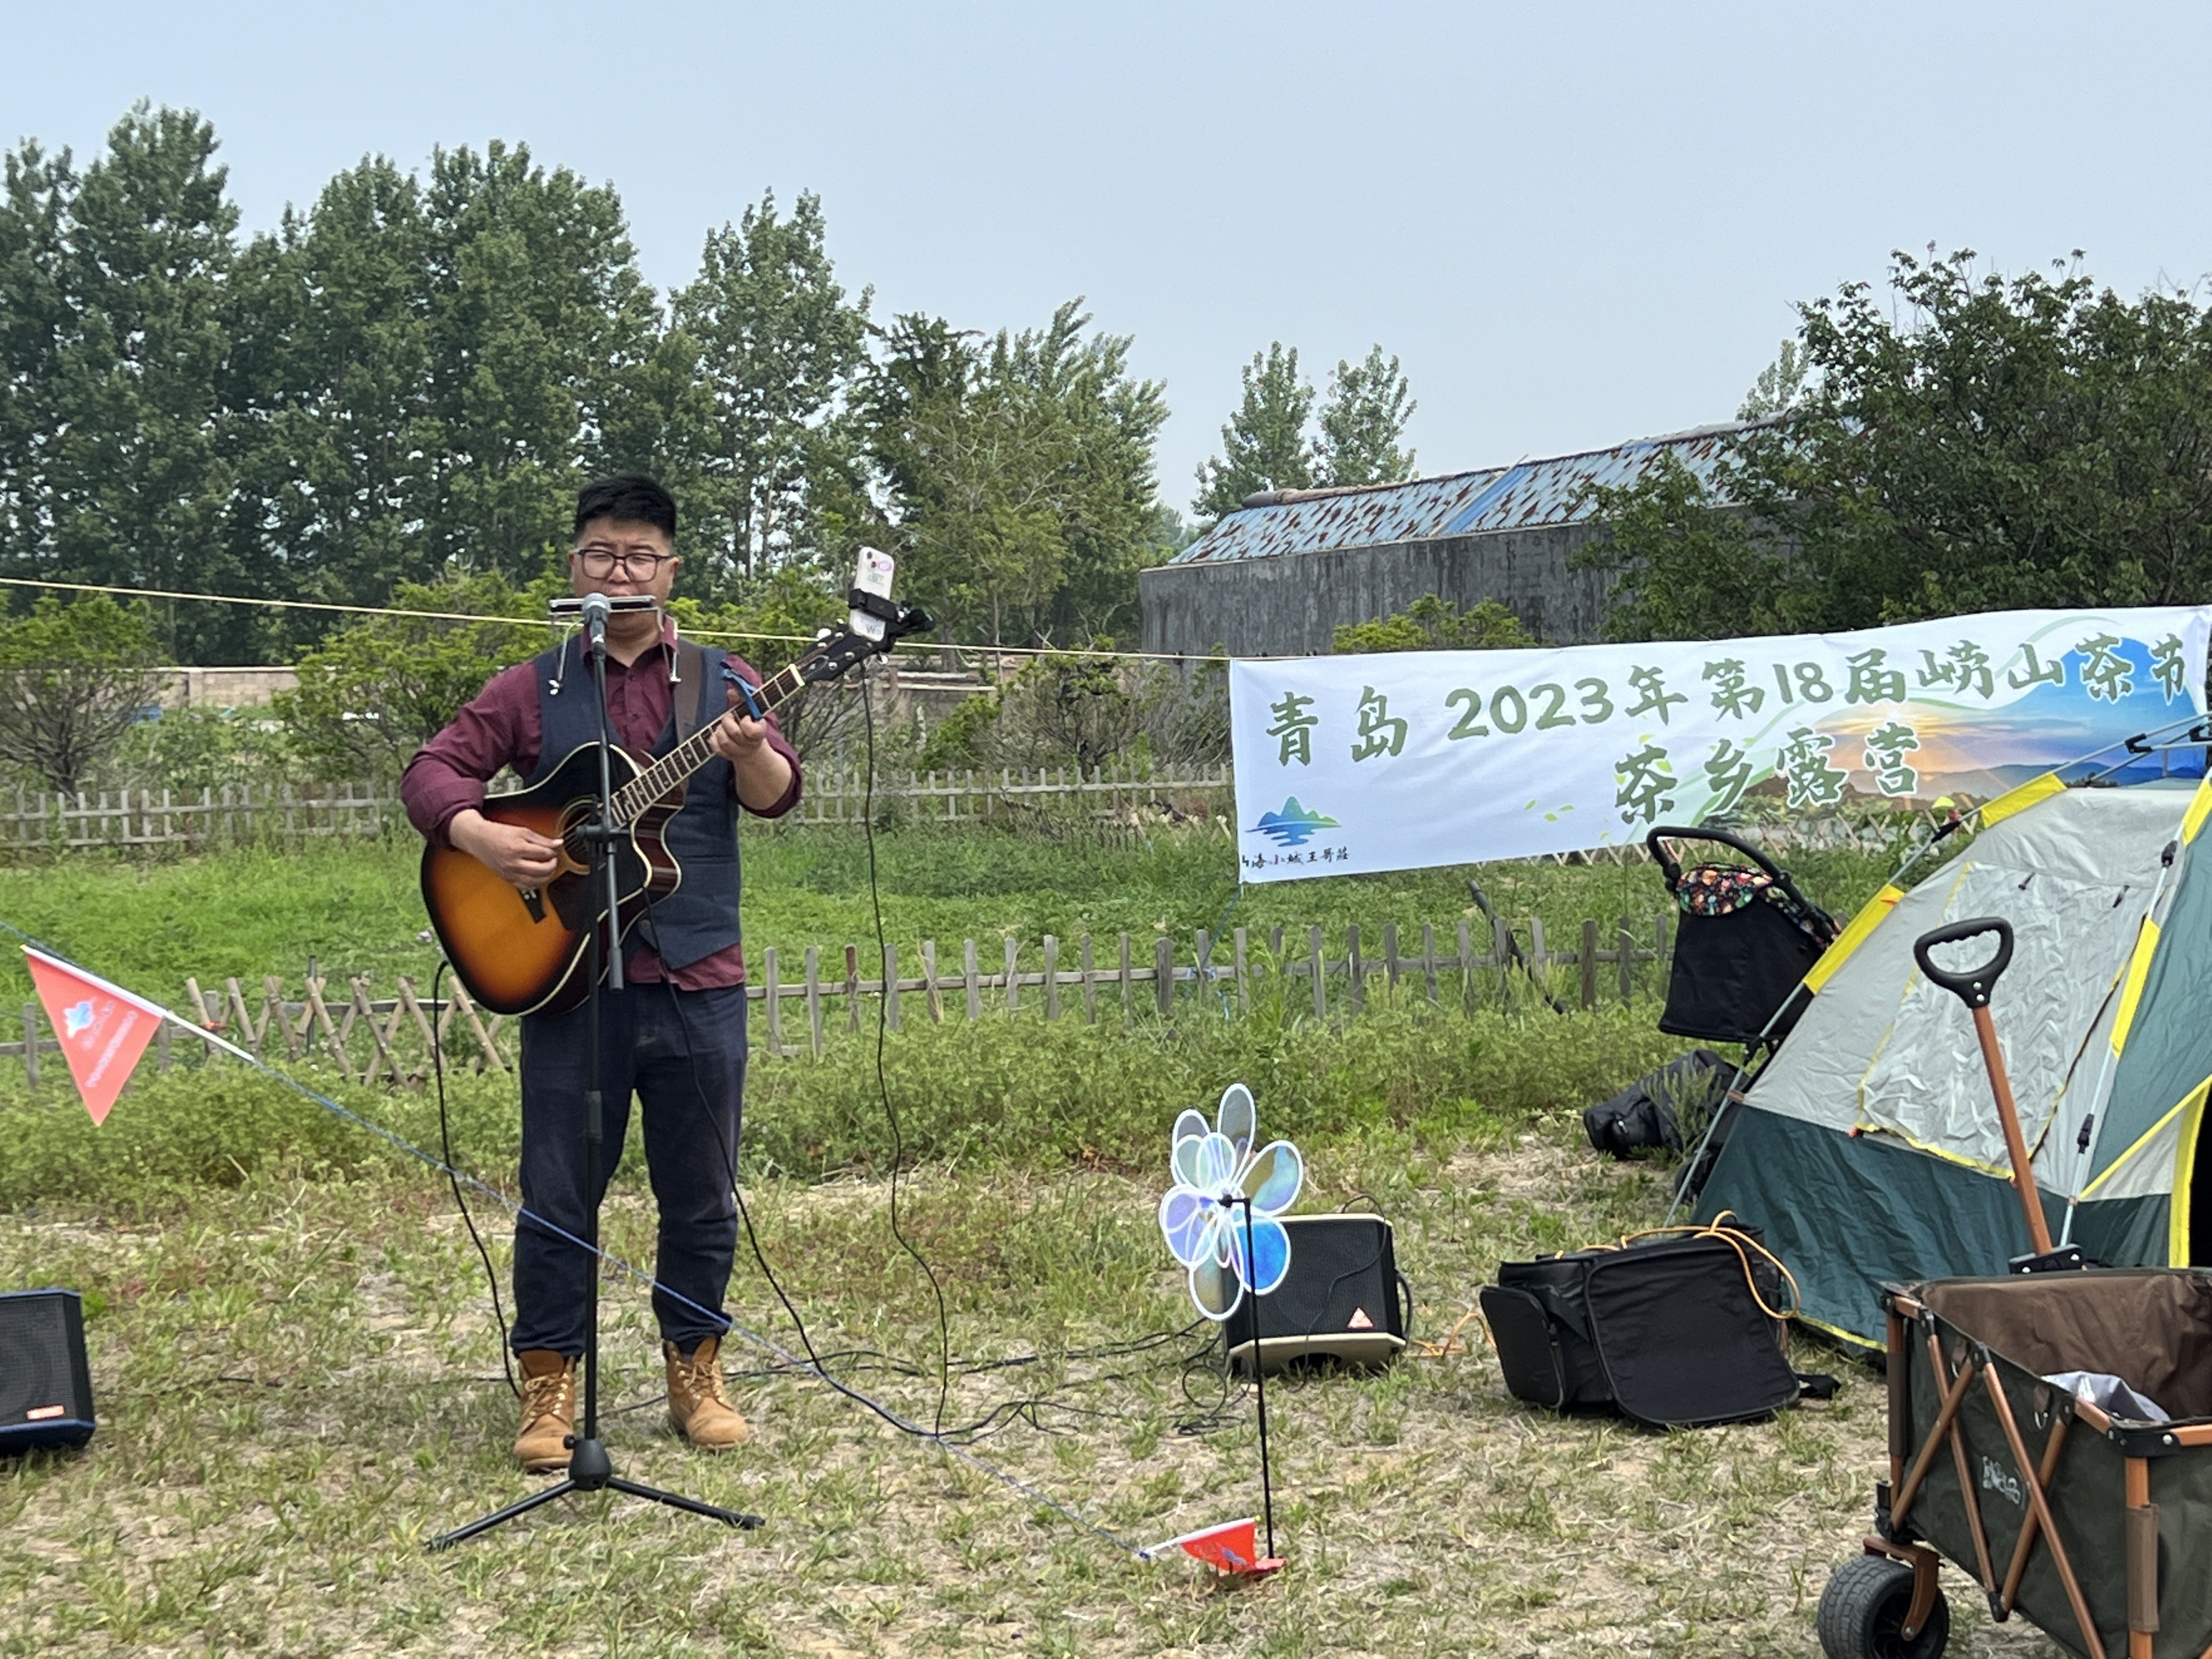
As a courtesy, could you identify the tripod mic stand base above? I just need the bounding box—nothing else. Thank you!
[427,1437,764,1551]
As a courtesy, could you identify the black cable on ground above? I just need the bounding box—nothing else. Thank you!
[641,661,1222,1448]
[431,958,518,1401]
[857,669,955,1435]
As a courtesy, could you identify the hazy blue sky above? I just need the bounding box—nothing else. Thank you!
[9,2,2211,510]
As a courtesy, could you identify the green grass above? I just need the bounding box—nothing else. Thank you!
[0,820,1903,1008]
[0,1118,2065,1657]
[0,825,2020,1656]
[0,991,1699,1207]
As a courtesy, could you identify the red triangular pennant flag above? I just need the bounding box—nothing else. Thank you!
[23,946,166,1126]
[1142,1516,1284,1576]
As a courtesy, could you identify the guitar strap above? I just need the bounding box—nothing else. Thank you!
[673,641,712,748]
[654,641,713,811]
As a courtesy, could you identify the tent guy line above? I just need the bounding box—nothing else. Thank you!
[0,574,1252,665]
[0,912,1149,1561]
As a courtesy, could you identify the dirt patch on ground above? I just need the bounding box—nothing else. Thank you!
[1,1126,2073,1656]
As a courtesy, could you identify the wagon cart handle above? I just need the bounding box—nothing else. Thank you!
[1912,917,2015,1010]
[1915,915,2055,1258]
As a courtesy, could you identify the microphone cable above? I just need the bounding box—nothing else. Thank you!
[430,957,517,1401]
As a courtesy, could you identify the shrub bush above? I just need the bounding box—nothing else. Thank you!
[0,996,1689,1207]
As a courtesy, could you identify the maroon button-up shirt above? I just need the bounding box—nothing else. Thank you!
[401,628,801,988]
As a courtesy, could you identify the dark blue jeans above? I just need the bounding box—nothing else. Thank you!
[511,980,747,1357]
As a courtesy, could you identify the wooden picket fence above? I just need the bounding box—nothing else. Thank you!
[779,761,1234,826]
[0,783,396,850]
[1,910,1678,1090]
[3,974,517,1092]
[0,765,1238,851]
[0,768,1917,860]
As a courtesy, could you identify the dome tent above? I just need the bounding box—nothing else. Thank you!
[1695,772,2212,1346]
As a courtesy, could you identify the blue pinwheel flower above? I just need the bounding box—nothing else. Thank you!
[1156,1083,1305,1322]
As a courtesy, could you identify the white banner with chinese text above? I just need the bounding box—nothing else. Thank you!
[1228,607,2212,882]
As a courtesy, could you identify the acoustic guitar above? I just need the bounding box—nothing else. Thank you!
[422,597,930,1017]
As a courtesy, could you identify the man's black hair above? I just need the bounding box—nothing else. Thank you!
[573,475,676,539]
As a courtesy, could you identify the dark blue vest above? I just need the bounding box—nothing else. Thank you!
[530,637,743,973]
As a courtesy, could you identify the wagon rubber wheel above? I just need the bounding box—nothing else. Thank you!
[1818,1555,1950,1659]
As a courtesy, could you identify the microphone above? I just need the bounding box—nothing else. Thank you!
[547,591,656,657]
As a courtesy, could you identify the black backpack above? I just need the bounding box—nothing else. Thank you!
[1582,1048,1731,1159]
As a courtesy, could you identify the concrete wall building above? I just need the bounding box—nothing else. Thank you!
[156,665,299,709]
[1139,422,1747,659]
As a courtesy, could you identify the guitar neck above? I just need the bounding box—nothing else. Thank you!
[611,653,812,825]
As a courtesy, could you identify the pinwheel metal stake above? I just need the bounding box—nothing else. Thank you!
[1235,1192,1279,1563]
[1154,1082,1304,1575]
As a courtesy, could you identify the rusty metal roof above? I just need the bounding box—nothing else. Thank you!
[1169,422,1753,565]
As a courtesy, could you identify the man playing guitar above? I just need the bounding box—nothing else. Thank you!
[402,475,800,1472]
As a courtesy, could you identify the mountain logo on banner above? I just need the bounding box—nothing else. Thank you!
[22,947,166,1127]
[1251,798,1340,848]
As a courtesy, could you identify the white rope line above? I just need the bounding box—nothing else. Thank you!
[1,916,1148,1558]
[0,574,1245,665]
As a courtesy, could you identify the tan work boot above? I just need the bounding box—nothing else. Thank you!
[514,1350,576,1474]
[665,1336,750,1451]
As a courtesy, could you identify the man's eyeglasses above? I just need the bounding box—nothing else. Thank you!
[574,549,673,579]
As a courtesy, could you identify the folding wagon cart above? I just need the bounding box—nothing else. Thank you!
[1820,1269,2212,1659]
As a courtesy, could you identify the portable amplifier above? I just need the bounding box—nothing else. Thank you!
[0,1288,96,1453]
[1223,1213,1409,1375]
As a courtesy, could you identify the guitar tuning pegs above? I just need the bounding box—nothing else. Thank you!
[815,627,834,642]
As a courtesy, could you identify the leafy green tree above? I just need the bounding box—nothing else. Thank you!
[31,108,249,662]
[1331,594,1533,654]
[229,142,662,654]
[0,140,72,594]
[1584,250,2212,639]
[871,301,1167,648]
[672,564,867,755]
[1316,345,1416,487]
[0,594,164,793]
[232,156,438,648]
[114,706,300,794]
[1737,337,1814,420]
[415,143,661,581]
[274,571,551,774]
[916,649,1215,778]
[667,190,871,594]
[1001,652,1144,778]
[1571,452,1792,641]
[1192,343,1314,520]
[0,116,669,666]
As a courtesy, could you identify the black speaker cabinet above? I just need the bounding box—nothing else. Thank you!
[0,1289,95,1453]
[1223,1214,1409,1375]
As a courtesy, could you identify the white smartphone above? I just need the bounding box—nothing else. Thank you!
[850,546,895,641]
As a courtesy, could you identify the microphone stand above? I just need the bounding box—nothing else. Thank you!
[432,599,761,1549]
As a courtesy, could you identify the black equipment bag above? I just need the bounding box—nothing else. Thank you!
[1583,1048,1730,1159]
[1646,826,1838,1048]
[1480,1226,1825,1428]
